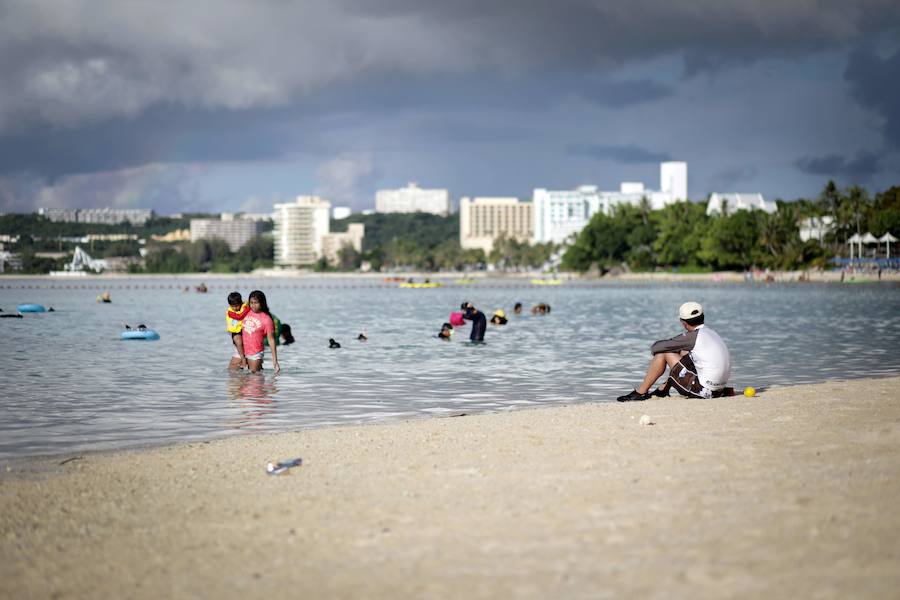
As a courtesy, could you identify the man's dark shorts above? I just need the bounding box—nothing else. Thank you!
[668,355,714,399]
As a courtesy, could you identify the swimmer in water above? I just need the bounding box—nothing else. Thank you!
[490,309,508,325]
[513,302,523,314]
[279,323,295,345]
[461,302,486,342]
[329,338,341,348]
[531,303,551,315]
[438,322,453,339]
[357,328,368,341]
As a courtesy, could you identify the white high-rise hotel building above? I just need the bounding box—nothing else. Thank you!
[533,162,687,244]
[375,182,451,216]
[272,196,331,267]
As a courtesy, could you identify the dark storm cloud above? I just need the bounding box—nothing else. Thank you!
[0,105,309,178]
[1,0,899,210]
[2,0,898,137]
[795,150,883,180]
[416,118,533,144]
[567,144,672,164]
[336,0,900,68]
[844,46,900,149]
[0,70,671,178]
[310,70,672,116]
[708,165,760,190]
[575,79,673,108]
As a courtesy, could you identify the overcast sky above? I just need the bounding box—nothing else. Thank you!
[0,0,898,215]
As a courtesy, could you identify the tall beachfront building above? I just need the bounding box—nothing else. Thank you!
[532,186,606,244]
[460,197,533,255]
[660,161,688,205]
[593,162,688,211]
[375,182,451,216]
[532,161,689,244]
[190,213,264,251]
[272,196,331,267]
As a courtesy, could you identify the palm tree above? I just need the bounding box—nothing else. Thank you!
[638,196,652,227]
[841,185,870,239]
[759,211,780,261]
[818,180,844,251]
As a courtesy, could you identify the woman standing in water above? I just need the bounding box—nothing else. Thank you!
[239,290,280,374]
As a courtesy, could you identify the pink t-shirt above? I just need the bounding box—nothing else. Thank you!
[241,311,274,356]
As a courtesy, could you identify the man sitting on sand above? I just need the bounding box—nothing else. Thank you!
[617,302,730,402]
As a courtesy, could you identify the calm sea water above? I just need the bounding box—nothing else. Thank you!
[1,276,899,459]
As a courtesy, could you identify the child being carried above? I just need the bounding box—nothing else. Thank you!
[227,292,250,370]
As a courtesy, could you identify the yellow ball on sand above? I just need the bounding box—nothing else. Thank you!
[744,386,756,397]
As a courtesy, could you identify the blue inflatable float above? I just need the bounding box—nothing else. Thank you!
[17,303,46,313]
[121,329,160,341]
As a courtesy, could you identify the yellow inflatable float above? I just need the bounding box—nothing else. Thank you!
[399,282,443,288]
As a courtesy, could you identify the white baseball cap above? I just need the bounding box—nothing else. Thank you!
[678,301,703,320]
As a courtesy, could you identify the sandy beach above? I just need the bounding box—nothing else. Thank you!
[2,377,899,599]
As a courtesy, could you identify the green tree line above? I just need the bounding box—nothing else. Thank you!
[327,212,479,271]
[326,212,554,272]
[5,181,896,274]
[141,237,274,273]
[562,182,900,272]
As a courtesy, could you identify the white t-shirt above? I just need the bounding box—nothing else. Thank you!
[689,325,731,390]
[650,324,731,391]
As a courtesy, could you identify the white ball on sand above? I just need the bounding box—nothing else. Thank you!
[639,414,653,426]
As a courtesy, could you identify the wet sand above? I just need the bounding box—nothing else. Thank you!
[2,377,899,599]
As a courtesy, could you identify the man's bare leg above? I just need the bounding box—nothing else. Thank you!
[636,353,667,394]
[636,352,686,394]
[247,359,263,373]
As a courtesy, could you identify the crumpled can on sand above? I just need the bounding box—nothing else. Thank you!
[266,457,303,475]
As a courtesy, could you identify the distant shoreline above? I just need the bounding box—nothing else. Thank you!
[2,269,898,283]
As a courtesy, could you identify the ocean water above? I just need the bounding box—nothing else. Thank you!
[2,276,899,459]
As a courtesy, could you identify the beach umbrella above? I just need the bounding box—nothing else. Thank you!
[879,232,898,258]
[861,233,879,258]
[848,233,861,259]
